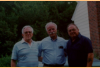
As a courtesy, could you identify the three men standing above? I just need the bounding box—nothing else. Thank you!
[11,22,94,67]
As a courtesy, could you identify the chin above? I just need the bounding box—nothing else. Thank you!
[50,36,53,38]
[26,38,31,40]
[51,35,57,38]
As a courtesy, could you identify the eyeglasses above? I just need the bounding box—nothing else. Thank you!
[24,31,32,34]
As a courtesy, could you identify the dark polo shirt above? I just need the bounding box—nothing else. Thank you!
[66,33,93,67]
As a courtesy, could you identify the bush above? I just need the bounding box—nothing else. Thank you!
[0,55,11,67]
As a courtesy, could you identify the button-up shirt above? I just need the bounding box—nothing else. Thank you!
[11,39,39,67]
[38,36,68,65]
[66,33,93,66]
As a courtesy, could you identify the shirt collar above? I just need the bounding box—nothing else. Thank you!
[77,33,81,39]
[21,38,34,43]
[49,36,58,41]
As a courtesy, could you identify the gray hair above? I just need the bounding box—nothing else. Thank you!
[45,22,57,31]
[22,25,34,34]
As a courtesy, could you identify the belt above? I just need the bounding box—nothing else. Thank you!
[44,63,64,67]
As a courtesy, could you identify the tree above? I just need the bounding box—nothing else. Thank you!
[0,1,77,57]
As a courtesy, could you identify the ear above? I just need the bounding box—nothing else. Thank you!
[32,33,33,36]
[78,28,79,31]
[22,34,24,37]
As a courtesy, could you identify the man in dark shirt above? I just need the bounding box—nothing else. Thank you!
[66,23,94,67]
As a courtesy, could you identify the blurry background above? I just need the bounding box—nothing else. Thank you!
[0,1,77,66]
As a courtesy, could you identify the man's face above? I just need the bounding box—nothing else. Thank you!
[68,25,79,38]
[46,24,57,38]
[22,27,33,40]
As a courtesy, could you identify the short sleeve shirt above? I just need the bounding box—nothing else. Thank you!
[66,33,93,66]
[11,39,39,67]
[38,36,68,65]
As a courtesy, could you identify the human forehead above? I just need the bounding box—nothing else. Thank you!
[47,24,56,29]
[68,25,77,30]
[23,27,32,32]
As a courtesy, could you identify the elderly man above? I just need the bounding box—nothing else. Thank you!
[66,23,94,67]
[11,25,39,67]
[38,22,67,67]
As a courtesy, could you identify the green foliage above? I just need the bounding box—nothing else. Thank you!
[0,55,11,67]
[0,1,77,57]
[16,1,76,40]
[0,2,18,57]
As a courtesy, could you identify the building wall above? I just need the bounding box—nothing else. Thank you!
[96,2,100,45]
[72,1,100,58]
[87,1,100,58]
[72,1,90,39]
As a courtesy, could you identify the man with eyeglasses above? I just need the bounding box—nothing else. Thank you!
[11,25,39,67]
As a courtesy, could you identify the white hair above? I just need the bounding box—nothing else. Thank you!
[22,25,34,34]
[45,22,57,31]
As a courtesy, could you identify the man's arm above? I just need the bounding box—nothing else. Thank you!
[38,41,43,62]
[87,53,94,67]
[11,59,16,67]
[38,56,43,62]
[64,40,68,57]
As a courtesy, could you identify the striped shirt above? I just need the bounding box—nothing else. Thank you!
[11,39,39,67]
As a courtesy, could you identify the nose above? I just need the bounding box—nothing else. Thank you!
[51,29,54,32]
[70,30,74,33]
[27,32,30,34]
[27,32,31,34]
